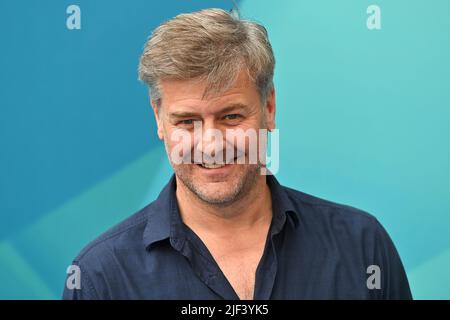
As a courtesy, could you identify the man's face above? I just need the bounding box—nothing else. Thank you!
[152,69,275,206]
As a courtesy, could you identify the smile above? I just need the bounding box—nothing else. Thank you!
[199,163,227,169]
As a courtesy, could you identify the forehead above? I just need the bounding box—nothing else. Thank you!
[158,69,260,113]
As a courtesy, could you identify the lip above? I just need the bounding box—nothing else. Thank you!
[195,163,234,176]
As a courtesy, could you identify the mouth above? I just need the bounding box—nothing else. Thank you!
[198,163,227,169]
[195,155,244,170]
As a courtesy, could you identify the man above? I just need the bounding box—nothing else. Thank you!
[63,8,412,300]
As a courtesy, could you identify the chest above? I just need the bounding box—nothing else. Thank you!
[200,232,269,300]
[187,220,272,300]
[214,247,264,299]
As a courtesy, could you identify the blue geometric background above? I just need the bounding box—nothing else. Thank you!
[0,0,449,299]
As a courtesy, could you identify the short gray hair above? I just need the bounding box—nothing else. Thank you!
[138,8,275,107]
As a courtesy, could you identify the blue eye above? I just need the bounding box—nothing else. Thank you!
[179,119,194,125]
[224,114,241,120]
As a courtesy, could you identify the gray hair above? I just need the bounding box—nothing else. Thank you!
[138,8,275,107]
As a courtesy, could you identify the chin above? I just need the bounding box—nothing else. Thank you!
[174,164,258,204]
[195,183,239,204]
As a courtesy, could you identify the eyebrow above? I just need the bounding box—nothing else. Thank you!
[168,103,248,119]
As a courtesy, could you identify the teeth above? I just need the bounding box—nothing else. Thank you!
[201,163,226,169]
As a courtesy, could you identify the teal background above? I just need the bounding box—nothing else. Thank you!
[0,0,449,299]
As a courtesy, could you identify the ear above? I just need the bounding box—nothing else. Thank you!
[151,99,164,140]
[264,88,276,131]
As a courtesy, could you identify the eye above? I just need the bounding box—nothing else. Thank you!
[224,114,242,120]
[178,119,194,125]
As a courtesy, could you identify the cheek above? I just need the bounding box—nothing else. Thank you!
[161,124,177,144]
[164,126,196,162]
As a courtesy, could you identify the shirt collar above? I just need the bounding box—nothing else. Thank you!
[142,174,178,250]
[142,174,299,250]
[266,174,299,234]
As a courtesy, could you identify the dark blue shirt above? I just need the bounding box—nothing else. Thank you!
[63,175,412,299]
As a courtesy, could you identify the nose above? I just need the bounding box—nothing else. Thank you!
[194,120,224,163]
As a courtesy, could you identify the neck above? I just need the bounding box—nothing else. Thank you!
[175,175,272,237]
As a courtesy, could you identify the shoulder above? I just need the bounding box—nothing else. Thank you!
[72,202,156,267]
[281,185,412,299]
[280,184,404,274]
[63,196,168,299]
[282,185,386,241]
